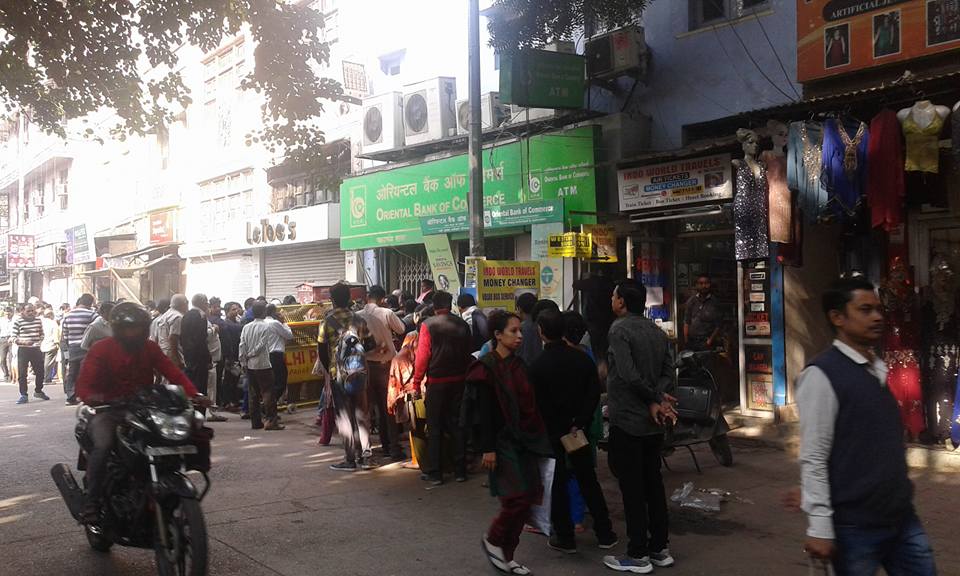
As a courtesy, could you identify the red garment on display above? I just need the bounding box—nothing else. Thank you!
[866,110,905,231]
[760,151,792,244]
[880,254,924,437]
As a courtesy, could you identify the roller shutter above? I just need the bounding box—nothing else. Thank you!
[263,240,344,300]
[185,251,255,304]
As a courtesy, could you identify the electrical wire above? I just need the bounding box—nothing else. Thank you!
[721,11,798,103]
[745,7,802,101]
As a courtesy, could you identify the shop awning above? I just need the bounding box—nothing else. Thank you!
[685,69,960,142]
[81,254,175,277]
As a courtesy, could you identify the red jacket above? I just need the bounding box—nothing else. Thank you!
[77,338,199,404]
[412,309,473,392]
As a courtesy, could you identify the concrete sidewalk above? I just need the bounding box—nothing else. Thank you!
[0,385,957,575]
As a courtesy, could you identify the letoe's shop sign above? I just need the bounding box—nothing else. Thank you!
[246,215,298,245]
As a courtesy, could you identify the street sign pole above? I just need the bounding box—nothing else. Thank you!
[467,0,485,258]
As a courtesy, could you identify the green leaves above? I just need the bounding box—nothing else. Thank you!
[0,0,342,170]
[486,0,649,54]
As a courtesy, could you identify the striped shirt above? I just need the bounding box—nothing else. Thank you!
[12,316,44,348]
[62,306,98,348]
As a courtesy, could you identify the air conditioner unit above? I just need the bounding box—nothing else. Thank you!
[403,76,457,145]
[361,92,404,154]
[505,105,556,124]
[586,26,647,81]
[456,92,507,136]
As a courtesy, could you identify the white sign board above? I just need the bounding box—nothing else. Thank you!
[618,153,733,211]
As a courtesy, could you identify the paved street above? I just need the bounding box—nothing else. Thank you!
[1,380,958,576]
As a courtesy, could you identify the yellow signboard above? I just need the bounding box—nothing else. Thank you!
[583,224,618,263]
[477,260,540,311]
[547,232,592,258]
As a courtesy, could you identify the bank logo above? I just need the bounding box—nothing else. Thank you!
[349,185,367,227]
[528,175,543,200]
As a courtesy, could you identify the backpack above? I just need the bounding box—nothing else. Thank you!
[327,313,367,396]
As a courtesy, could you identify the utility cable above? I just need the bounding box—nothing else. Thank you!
[746,7,802,101]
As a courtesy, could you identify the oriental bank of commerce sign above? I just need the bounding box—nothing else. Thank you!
[340,127,599,251]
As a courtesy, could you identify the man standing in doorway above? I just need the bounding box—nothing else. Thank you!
[683,274,722,352]
[413,290,473,485]
[603,281,677,574]
[798,278,936,575]
[12,303,48,404]
[61,294,97,405]
[0,307,14,381]
[360,285,407,461]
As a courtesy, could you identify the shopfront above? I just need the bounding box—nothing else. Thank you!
[339,126,600,302]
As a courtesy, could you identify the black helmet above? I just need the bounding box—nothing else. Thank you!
[110,302,152,350]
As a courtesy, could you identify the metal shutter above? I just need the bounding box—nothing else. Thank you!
[185,251,255,304]
[264,240,345,300]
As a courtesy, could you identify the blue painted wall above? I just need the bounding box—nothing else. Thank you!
[630,0,802,149]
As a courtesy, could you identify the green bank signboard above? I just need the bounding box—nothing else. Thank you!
[500,49,586,109]
[340,126,597,250]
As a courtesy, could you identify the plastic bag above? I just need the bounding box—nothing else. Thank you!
[680,491,721,512]
[526,458,556,535]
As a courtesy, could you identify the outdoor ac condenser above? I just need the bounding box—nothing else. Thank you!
[456,92,507,136]
[403,77,457,145]
[361,92,404,154]
[586,26,647,81]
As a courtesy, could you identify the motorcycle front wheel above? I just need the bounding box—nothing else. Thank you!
[154,498,208,576]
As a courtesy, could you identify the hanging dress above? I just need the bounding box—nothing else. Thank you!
[921,297,960,442]
[902,110,945,173]
[880,285,924,438]
[866,109,905,231]
[821,119,869,220]
[760,151,791,244]
[787,121,828,224]
[733,160,770,261]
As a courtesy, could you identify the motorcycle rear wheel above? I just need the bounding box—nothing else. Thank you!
[85,525,113,552]
[154,498,208,576]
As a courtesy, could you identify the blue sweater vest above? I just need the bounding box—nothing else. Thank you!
[809,346,913,528]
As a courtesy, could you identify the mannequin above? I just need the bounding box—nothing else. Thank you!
[898,100,950,173]
[733,128,769,261]
[761,120,791,244]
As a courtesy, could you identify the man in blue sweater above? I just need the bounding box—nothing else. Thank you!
[798,277,936,575]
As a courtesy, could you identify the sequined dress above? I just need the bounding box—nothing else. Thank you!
[787,121,828,223]
[921,299,960,441]
[880,291,924,437]
[734,161,770,261]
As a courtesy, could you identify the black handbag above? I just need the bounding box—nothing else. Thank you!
[673,376,713,423]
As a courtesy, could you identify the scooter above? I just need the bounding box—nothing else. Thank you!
[662,349,733,473]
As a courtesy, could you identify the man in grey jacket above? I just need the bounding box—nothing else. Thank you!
[603,281,677,575]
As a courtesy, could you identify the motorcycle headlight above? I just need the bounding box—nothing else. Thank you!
[149,410,192,442]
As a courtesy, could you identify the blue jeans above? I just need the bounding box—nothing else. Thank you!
[833,514,936,576]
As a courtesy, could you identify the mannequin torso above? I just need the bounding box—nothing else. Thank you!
[897,100,950,127]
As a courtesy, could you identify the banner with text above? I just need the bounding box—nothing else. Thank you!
[477,261,540,311]
[583,224,618,263]
[341,127,597,250]
[7,235,35,269]
[618,154,732,212]
[532,223,564,307]
[548,232,592,258]
[423,234,462,296]
[65,224,93,264]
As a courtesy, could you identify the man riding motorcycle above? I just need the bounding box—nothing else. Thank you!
[75,302,207,523]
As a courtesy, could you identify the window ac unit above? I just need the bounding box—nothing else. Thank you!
[403,77,457,145]
[456,92,507,136]
[505,105,556,124]
[586,26,647,81]
[361,92,404,154]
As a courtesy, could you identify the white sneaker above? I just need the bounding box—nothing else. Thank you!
[651,548,675,567]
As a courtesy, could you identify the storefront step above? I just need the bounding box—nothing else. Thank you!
[724,409,960,472]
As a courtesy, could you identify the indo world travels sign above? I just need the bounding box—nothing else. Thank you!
[618,154,733,211]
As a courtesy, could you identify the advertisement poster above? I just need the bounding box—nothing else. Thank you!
[7,234,35,269]
[532,223,564,307]
[743,260,771,338]
[340,126,598,250]
[618,154,733,211]
[798,0,960,82]
[477,260,540,311]
[548,232,592,258]
[583,224,618,263]
[422,234,462,295]
[149,209,176,245]
[65,224,93,264]
[748,373,774,411]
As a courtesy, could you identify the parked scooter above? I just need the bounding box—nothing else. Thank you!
[662,349,733,473]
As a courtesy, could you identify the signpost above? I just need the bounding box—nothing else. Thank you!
[7,235,35,269]
[547,232,592,259]
[423,234,462,295]
[618,154,733,212]
[500,49,586,109]
[476,260,540,311]
[583,224,617,263]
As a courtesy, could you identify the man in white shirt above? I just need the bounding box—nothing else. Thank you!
[156,295,188,369]
[40,309,60,383]
[0,307,13,381]
[264,304,294,407]
[359,285,407,461]
[239,301,283,431]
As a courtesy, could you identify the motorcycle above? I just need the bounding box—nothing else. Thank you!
[662,349,733,473]
[51,384,212,576]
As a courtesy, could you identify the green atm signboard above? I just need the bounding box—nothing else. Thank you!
[340,126,598,250]
[500,49,586,109]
